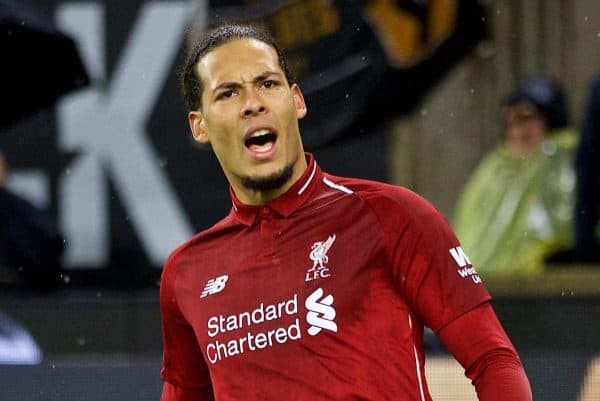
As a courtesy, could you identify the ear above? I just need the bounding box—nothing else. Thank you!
[188,111,209,144]
[291,84,307,119]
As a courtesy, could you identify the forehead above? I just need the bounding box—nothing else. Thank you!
[196,38,282,88]
[504,101,539,117]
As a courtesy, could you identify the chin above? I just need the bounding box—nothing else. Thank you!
[241,162,294,192]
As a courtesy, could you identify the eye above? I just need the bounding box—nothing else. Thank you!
[263,80,278,89]
[216,89,236,100]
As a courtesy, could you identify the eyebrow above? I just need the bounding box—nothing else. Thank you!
[212,71,282,93]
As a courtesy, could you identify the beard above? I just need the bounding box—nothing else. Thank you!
[240,163,294,192]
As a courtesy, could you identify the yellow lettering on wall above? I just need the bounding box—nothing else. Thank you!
[265,0,341,50]
[364,0,422,66]
[364,0,457,67]
[429,0,456,44]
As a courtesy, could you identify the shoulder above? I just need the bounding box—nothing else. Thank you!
[548,128,578,151]
[471,147,506,172]
[323,173,445,227]
[162,215,238,278]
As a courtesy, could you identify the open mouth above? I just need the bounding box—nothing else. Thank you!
[244,129,277,153]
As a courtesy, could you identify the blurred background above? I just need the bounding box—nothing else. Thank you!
[1,0,599,400]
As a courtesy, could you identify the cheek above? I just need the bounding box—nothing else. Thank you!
[205,113,236,141]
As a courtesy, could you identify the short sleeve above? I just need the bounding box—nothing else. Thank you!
[368,187,491,331]
[160,255,214,400]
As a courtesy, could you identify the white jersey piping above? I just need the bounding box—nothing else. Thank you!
[323,177,353,194]
[298,162,318,195]
[408,314,426,401]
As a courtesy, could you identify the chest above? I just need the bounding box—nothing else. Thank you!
[175,201,411,368]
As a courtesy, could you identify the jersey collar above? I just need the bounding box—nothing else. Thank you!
[229,153,322,226]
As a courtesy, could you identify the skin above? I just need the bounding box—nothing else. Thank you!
[188,38,308,206]
[503,102,547,157]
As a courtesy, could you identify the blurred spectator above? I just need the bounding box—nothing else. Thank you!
[0,151,64,288]
[575,76,600,262]
[453,75,577,276]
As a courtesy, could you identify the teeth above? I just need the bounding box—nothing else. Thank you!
[253,142,273,153]
[250,129,270,138]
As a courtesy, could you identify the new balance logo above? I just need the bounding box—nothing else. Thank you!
[305,288,337,336]
[449,246,482,284]
[200,275,229,298]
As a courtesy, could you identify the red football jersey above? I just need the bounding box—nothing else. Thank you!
[160,154,491,401]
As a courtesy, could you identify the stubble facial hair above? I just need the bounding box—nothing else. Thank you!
[240,163,294,192]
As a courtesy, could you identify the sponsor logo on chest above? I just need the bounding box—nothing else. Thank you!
[205,287,338,365]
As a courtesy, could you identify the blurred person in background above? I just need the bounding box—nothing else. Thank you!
[575,75,600,262]
[0,150,64,288]
[159,24,531,401]
[453,75,577,276]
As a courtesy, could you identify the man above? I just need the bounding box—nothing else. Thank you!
[160,25,531,401]
[454,75,577,275]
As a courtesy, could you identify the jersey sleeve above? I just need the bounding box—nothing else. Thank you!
[367,186,491,331]
[160,254,214,401]
[438,303,532,401]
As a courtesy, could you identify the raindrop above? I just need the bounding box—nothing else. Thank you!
[345,93,349,99]
[470,88,475,94]
[61,274,71,284]
[584,16,589,22]
[96,291,102,298]
[76,336,87,346]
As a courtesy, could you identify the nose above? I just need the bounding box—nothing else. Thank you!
[241,89,266,118]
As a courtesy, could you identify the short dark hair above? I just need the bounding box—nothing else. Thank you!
[503,74,569,130]
[181,24,294,111]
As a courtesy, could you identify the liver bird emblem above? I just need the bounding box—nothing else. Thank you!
[308,234,336,270]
